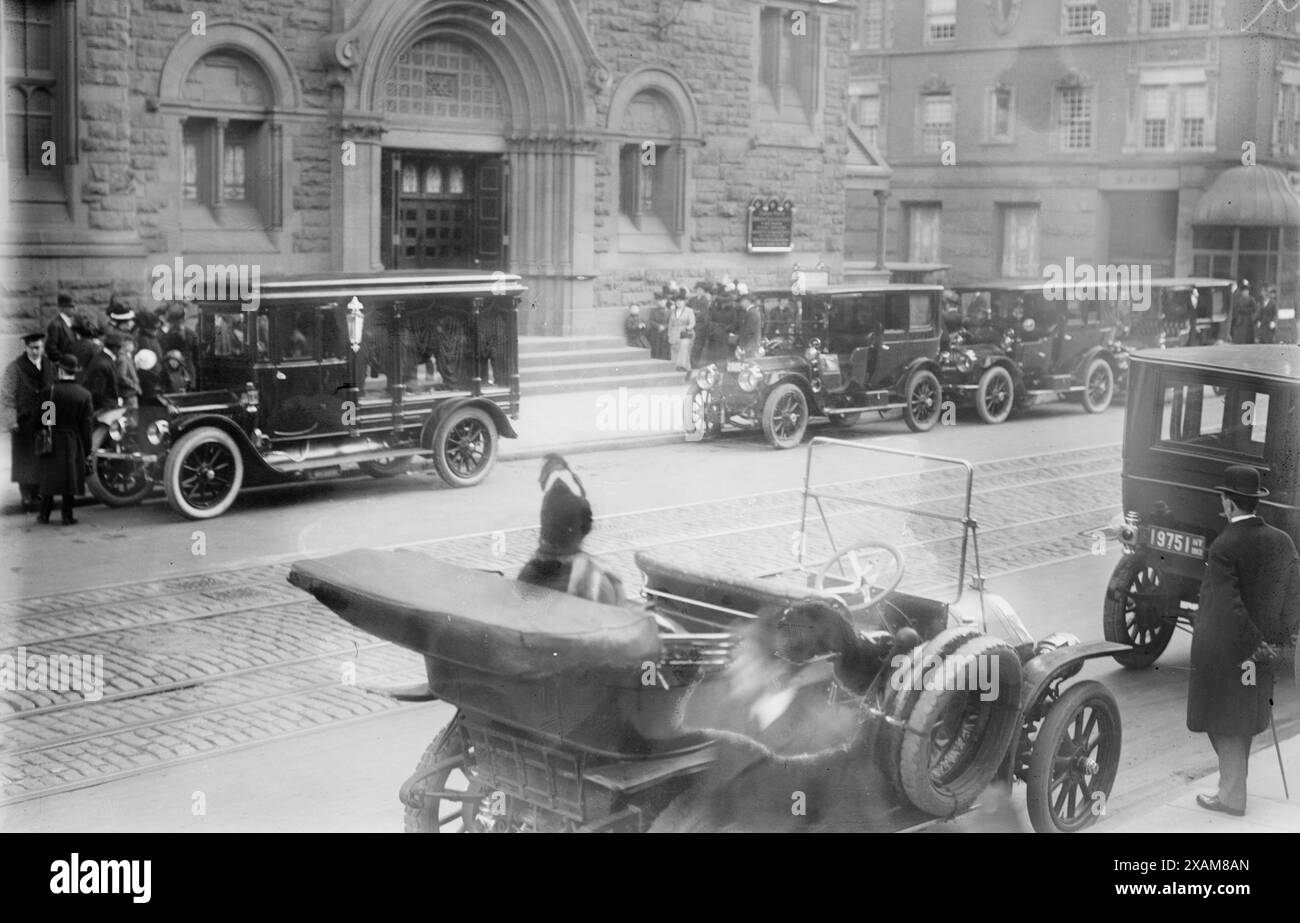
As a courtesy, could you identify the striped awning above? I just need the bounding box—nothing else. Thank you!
[1193,164,1300,227]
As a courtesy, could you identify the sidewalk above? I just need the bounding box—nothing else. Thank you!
[502,383,690,460]
[1092,731,1300,832]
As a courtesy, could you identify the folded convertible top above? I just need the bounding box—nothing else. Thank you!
[289,548,661,677]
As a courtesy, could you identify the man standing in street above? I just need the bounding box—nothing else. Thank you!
[2,330,54,510]
[82,330,123,412]
[44,294,78,365]
[1187,464,1300,816]
[1255,284,1279,344]
[1229,279,1257,345]
[36,355,94,525]
[732,291,764,359]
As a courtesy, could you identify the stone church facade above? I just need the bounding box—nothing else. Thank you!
[3,0,856,337]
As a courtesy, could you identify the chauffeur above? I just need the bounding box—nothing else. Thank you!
[1186,464,1300,816]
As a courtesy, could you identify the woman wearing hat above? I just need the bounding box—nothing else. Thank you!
[667,290,695,373]
[1186,464,1300,816]
[648,294,671,361]
[35,355,94,525]
[2,329,54,510]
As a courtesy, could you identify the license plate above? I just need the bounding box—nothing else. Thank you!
[726,362,744,372]
[1144,526,1205,559]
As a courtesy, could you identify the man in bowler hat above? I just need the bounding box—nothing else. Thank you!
[82,330,123,412]
[2,330,54,509]
[1187,464,1300,815]
[45,294,78,365]
[517,454,624,606]
[36,355,94,525]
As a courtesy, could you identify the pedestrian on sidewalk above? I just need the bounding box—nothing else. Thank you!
[2,329,54,510]
[1255,285,1279,345]
[668,288,695,373]
[1186,464,1300,817]
[44,294,78,366]
[648,292,671,361]
[1229,279,1256,345]
[624,304,650,350]
[35,355,93,526]
[83,331,123,412]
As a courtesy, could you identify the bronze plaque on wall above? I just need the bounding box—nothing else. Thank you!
[747,198,795,253]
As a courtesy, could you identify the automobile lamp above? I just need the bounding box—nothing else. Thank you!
[144,419,170,447]
[1118,511,1140,552]
[954,349,977,373]
[737,362,764,392]
[346,297,365,353]
[695,364,720,390]
[239,381,260,413]
[108,417,126,443]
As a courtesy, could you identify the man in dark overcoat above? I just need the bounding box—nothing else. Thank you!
[1186,464,1300,816]
[733,293,764,359]
[82,331,123,412]
[1229,280,1256,345]
[44,294,78,365]
[2,330,54,509]
[36,355,93,525]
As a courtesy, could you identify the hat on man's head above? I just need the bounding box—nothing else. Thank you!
[57,293,75,309]
[107,298,135,323]
[57,354,81,375]
[1215,464,1269,499]
[103,330,125,350]
[21,329,46,344]
[536,454,593,556]
[134,310,159,331]
[165,302,187,321]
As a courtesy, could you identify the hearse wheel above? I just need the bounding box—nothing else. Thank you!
[895,635,1023,816]
[903,369,942,433]
[359,456,412,478]
[1081,357,1114,414]
[87,426,152,506]
[1103,555,1178,668]
[761,383,808,450]
[402,721,490,833]
[975,366,1014,424]
[432,407,497,488]
[1026,680,1121,833]
[163,426,244,520]
[685,383,723,436]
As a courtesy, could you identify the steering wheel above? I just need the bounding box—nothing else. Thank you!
[812,541,906,610]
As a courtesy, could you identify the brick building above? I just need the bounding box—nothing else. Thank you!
[2,0,860,338]
[845,0,1300,307]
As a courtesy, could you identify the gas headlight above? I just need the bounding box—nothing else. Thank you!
[738,363,763,392]
[695,364,720,390]
[1119,511,1140,548]
[145,420,170,447]
[108,418,126,442]
[954,350,976,373]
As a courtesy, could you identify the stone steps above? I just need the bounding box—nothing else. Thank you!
[518,334,686,396]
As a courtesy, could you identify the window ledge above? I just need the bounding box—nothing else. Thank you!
[617,215,680,253]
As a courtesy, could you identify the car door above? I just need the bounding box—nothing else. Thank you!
[266,303,350,438]
[875,291,940,388]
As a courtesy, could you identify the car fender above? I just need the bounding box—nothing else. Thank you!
[762,370,818,408]
[1071,344,1118,380]
[890,356,943,393]
[94,406,128,428]
[419,397,518,449]
[998,640,1131,780]
[169,413,279,477]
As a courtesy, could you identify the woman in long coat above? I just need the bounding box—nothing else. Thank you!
[36,356,94,525]
[667,295,695,371]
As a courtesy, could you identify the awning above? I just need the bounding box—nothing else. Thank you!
[1192,164,1300,227]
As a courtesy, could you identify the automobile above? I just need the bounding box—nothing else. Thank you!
[886,261,951,286]
[1103,344,1300,668]
[87,269,522,519]
[942,280,1124,424]
[1111,277,1233,353]
[290,440,1128,833]
[685,284,947,448]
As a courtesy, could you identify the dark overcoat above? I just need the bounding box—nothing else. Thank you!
[81,350,120,412]
[44,316,76,364]
[4,354,54,483]
[1187,517,1300,736]
[36,380,93,497]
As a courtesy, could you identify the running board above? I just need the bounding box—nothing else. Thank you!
[267,446,432,473]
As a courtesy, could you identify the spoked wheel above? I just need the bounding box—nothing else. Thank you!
[760,383,808,449]
[685,383,723,437]
[1103,555,1178,668]
[402,721,489,833]
[432,407,497,488]
[1081,357,1114,413]
[903,369,942,433]
[163,426,244,520]
[1026,680,1122,833]
[975,366,1014,424]
[87,426,153,506]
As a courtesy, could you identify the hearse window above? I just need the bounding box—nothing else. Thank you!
[1157,379,1270,459]
[208,312,246,358]
[274,306,331,361]
[320,305,348,359]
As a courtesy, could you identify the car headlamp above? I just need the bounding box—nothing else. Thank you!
[954,350,976,373]
[738,362,764,392]
[145,420,170,447]
[108,418,126,442]
[696,364,720,390]
[803,347,820,363]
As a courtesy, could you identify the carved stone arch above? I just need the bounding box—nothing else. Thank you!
[606,66,701,141]
[157,21,301,109]
[352,0,604,135]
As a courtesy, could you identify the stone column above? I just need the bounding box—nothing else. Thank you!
[334,118,385,272]
[874,190,889,270]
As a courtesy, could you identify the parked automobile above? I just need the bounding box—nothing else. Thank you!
[1103,344,1300,668]
[290,440,1126,832]
[87,270,522,519]
[942,280,1123,423]
[685,284,946,448]
[1111,277,1233,353]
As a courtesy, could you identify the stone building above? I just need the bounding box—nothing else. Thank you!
[2,0,858,338]
[845,0,1300,307]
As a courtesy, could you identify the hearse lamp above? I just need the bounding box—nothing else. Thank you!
[346,297,365,353]
[145,420,170,447]
[738,363,764,392]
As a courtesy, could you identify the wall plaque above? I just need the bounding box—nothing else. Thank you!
[747,198,795,253]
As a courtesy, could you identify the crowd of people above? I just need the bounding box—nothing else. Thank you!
[1227,279,1282,345]
[624,280,780,376]
[2,293,200,523]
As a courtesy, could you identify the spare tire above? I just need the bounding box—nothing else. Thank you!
[875,627,983,791]
[895,635,1023,817]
